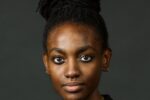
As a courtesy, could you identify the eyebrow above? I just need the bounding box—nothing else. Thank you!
[48,45,96,54]
[77,45,96,54]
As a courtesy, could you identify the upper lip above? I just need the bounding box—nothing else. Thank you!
[62,82,84,86]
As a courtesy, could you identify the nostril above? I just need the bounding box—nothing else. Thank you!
[65,71,80,79]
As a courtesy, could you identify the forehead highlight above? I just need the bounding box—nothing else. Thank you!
[46,22,102,53]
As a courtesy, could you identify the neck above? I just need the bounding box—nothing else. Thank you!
[88,89,104,100]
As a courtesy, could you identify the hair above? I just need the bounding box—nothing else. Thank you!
[37,0,109,53]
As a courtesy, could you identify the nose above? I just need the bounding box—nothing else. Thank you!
[64,58,81,79]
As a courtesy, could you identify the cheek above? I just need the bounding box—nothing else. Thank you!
[47,63,64,89]
[81,62,101,89]
[85,66,101,82]
[81,60,101,76]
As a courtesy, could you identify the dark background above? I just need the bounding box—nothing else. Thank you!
[0,0,150,100]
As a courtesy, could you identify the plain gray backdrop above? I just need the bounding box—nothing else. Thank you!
[0,0,150,100]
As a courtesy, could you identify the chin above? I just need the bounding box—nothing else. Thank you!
[61,92,89,100]
[63,95,84,100]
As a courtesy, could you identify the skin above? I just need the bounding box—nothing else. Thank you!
[43,22,112,100]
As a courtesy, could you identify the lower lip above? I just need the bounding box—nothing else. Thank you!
[64,85,83,93]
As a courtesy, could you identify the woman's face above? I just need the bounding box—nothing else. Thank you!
[43,22,111,100]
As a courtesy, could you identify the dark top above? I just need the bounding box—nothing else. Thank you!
[102,95,113,100]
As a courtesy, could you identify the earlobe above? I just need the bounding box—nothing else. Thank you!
[101,48,112,72]
[42,53,49,74]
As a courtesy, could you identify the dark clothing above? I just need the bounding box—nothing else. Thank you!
[102,95,113,100]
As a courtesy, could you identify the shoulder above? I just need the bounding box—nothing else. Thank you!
[102,94,113,100]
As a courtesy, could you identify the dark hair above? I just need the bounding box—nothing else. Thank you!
[37,0,109,52]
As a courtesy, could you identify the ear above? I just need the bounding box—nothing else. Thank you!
[101,48,112,72]
[42,53,50,74]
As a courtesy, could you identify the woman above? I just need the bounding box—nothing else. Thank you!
[37,0,112,100]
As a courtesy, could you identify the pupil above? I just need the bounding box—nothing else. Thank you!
[58,58,61,61]
[84,56,87,60]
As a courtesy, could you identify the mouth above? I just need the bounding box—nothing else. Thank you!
[62,82,85,93]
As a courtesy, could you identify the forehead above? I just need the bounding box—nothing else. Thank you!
[47,22,101,51]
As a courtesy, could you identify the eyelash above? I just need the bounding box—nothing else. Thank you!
[51,55,95,65]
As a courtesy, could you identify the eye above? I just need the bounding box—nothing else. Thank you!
[53,56,65,64]
[79,55,94,62]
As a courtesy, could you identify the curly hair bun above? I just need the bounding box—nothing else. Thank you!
[37,0,101,20]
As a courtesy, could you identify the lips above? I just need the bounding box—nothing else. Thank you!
[62,82,84,93]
